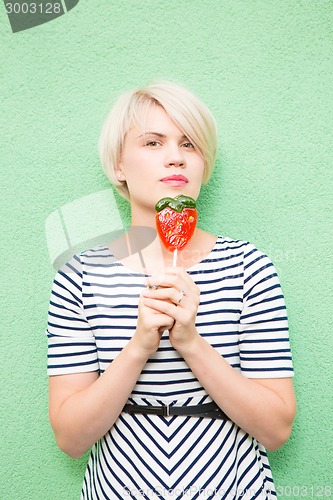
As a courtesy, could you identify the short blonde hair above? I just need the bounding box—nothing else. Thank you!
[99,81,218,199]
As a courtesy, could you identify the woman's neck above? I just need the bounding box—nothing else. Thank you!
[108,227,217,276]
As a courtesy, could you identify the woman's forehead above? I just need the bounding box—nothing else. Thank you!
[126,104,183,138]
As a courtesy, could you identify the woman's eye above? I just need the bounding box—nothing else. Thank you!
[145,141,160,147]
[181,142,195,149]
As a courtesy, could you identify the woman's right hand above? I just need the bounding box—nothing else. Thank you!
[131,290,175,357]
[49,289,174,459]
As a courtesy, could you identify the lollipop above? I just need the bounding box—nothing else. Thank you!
[155,194,198,266]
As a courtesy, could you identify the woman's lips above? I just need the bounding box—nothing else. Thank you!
[161,175,188,186]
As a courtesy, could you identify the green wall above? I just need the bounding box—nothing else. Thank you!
[1,1,332,498]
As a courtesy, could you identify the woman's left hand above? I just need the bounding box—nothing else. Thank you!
[143,267,200,352]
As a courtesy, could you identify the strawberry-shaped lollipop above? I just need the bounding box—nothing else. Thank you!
[155,195,198,264]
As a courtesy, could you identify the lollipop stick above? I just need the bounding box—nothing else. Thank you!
[173,248,178,267]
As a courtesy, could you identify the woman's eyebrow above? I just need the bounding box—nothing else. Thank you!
[137,132,187,139]
[137,132,165,138]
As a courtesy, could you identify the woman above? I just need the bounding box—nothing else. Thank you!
[46,81,296,499]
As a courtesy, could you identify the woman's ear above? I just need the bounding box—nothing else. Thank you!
[115,169,125,181]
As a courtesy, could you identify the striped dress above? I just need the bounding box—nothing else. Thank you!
[46,237,294,499]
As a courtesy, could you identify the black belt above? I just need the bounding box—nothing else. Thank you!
[123,401,228,420]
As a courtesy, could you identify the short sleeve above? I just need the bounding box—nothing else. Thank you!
[239,243,294,378]
[46,255,99,376]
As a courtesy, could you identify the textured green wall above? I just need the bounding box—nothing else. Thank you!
[1,1,332,499]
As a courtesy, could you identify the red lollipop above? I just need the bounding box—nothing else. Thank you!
[155,195,198,265]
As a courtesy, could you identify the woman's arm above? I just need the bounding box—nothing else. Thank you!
[49,294,175,459]
[49,339,148,459]
[143,266,296,451]
[175,334,296,451]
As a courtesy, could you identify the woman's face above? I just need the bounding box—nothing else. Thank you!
[117,105,205,213]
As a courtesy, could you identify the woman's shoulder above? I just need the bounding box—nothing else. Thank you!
[54,245,115,278]
[213,235,254,253]
[207,235,271,265]
[79,244,113,259]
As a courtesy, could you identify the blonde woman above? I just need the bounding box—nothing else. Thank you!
[46,81,296,499]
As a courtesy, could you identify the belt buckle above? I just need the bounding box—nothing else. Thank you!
[162,403,170,417]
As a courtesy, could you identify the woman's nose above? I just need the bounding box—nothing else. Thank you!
[164,145,185,168]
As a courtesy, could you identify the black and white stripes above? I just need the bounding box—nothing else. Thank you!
[46,237,293,499]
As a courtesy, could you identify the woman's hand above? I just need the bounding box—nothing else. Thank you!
[132,290,175,357]
[142,267,200,352]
